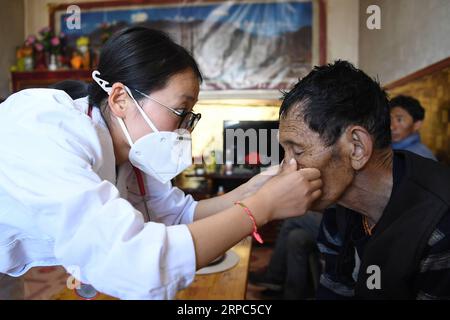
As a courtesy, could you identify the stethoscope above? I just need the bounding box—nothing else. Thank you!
[87,105,151,221]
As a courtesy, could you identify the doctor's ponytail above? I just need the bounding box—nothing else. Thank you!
[88,26,202,113]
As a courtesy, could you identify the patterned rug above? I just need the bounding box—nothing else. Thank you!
[23,266,68,300]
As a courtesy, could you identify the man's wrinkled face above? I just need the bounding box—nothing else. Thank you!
[279,108,355,211]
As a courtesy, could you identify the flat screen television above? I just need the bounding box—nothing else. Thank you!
[223,120,284,167]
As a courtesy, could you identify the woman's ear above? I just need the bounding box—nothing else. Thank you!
[107,82,129,118]
[345,126,373,170]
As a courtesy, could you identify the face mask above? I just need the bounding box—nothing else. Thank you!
[92,70,193,184]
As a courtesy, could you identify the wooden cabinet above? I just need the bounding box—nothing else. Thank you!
[11,70,92,92]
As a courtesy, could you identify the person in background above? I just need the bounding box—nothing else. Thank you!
[390,95,436,160]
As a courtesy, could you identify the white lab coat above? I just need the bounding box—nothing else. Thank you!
[0,89,198,299]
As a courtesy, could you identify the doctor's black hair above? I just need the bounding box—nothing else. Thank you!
[88,26,202,109]
[279,60,391,149]
[389,95,425,122]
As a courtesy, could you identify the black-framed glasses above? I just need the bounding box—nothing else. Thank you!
[133,89,201,132]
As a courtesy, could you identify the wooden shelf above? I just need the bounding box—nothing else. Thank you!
[11,70,92,92]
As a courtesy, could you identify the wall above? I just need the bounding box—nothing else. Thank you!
[23,0,450,86]
[326,0,359,66]
[0,0,25,99]
[359,0,450,85]
[24,0,319,101]
[20,0,360,157]
[24,0,346,67]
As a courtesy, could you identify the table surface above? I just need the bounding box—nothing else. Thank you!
[51,237,252,300]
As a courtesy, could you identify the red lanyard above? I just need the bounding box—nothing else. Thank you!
[87,104,93,118]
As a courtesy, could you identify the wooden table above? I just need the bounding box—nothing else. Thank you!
[177,237,252,300]
[51,237,252,300]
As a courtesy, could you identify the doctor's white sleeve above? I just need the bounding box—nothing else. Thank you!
[0,130,196,299]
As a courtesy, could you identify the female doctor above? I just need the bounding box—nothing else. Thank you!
[0,27,322,299]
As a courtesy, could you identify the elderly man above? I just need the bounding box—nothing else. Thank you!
[278,60,450,299]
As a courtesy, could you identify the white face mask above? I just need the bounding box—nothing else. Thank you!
[92,71,193,184]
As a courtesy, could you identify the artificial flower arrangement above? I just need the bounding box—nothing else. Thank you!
[70,36,90,70]
[11,27,68,72]
[11,23,116,72]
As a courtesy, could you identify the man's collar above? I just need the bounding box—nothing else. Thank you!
[392,133,420,149]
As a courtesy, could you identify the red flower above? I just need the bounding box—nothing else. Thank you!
[51,37,60,47]
[34,43,44,51]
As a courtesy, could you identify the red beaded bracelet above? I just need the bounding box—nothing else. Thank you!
[235,201,264,244]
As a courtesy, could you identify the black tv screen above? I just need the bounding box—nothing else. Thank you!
[223,120,284,167]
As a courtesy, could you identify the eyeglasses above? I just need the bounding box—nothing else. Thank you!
[133,89,201,132]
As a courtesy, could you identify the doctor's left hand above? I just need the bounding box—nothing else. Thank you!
[240,164,281,199]
[194,164,281,221]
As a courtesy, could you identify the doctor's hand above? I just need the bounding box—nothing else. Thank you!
[189,159,321,269]
[239,164,281,199]
[249,158,322,225]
